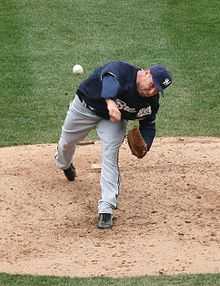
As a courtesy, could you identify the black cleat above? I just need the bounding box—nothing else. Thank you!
[97,213,113,229]
[63,163,76,181]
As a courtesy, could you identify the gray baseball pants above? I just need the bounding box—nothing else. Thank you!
[55,95,127,214]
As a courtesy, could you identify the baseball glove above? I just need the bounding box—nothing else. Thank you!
[127,127,147,159]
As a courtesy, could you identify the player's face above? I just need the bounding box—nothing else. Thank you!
[136,69,159,97]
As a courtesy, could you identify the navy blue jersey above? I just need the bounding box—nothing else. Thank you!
[77,61,160,119]
[77,61,160,148]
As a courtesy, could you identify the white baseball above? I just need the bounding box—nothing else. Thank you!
[72,64,84,75]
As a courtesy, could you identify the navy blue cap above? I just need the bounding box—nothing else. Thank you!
[150,65,172,94]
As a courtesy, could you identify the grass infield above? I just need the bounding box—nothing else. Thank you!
[1,0,220,146]
[0,273,220,286]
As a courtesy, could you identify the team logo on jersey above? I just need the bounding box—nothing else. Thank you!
[136,106,152,118]
[115,99,152,118]
[115,99,136,113]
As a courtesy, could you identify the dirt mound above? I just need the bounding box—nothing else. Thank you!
[0,137,220,277]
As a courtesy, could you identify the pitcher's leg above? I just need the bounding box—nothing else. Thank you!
[96,120,127,214]
[55,95,101,170]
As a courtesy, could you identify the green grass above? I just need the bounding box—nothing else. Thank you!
[156,1,220,136]
[0,273,220,286]
[1,0,220,146]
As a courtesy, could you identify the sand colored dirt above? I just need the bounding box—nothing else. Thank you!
[0,137,220,277]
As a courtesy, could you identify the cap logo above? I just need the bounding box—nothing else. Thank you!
[163,78,171,87]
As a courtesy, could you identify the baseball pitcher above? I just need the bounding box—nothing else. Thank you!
[55,61,172,229]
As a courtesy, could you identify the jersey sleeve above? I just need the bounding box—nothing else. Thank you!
[100,62,120,80]
[138,113,156,151]
[100,74,120,99]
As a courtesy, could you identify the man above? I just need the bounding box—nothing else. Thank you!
[55,61,172,229]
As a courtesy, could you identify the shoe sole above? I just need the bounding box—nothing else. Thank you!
[97,224,112,229]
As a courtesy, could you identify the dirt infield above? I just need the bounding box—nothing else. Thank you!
[0,137,220,277]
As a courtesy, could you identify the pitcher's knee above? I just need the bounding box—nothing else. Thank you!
[63,143,70,151]
[104,138,124,151]
[59,141,74,152]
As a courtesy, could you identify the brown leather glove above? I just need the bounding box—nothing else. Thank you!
[127,127,147,159]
